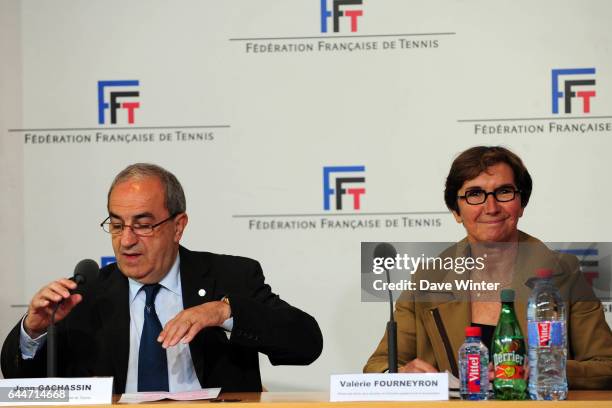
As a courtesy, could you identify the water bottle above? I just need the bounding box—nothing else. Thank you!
[527,268,567,400]
[459,326,489,400]
[493,289,526,399]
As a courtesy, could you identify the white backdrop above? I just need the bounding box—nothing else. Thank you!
[1,0,611,390]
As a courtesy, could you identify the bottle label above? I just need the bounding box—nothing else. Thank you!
[537,321,551,346]
[493,345,525,380]
[493,351,524,367]
[528,321,564,347]
[467,354,481,392]
[494,363,524,380]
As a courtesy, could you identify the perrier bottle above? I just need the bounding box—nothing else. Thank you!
[492,289,527,399]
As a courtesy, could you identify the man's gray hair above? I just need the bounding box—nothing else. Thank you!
[107,163,186,214]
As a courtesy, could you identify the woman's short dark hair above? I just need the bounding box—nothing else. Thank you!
[444,146,532,214]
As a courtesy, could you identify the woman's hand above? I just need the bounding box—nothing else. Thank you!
[398,358,438,373]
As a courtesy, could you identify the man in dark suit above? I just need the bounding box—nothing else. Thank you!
[1,163,323,393]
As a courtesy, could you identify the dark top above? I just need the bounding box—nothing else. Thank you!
[472,322,495,358]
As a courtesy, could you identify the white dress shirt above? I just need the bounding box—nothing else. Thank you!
[125,254,201,392]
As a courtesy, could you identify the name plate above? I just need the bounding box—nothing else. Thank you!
[330,373,449,402]
[0,377,113,406]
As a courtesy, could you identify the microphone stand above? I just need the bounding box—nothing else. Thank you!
[47,303,61,377]
[385,267,398,373]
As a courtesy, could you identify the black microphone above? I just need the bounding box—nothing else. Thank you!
[47,259,99,377]
[71,259,99,288]
[373,243,398,373]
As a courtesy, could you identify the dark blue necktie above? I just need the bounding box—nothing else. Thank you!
[137,284,169,392]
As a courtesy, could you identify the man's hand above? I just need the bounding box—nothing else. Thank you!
[158,301,231,348]
[24,279,82,338]
[398,358,438,373]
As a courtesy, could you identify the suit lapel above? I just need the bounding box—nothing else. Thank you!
[437,300,471,360]
[179,246,217,307]
[422,299,470,376]
[97,265,130,393]
[178,247,217,384]
[415,241,471,374]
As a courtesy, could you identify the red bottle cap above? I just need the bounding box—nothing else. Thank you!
[465,326,481,337]
[536,268,553,279]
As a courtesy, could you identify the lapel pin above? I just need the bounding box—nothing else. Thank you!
[198,289,206,297]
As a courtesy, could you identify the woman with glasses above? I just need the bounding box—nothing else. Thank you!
[364,146,612,390]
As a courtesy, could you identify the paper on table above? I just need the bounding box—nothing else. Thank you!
[118,388,221,403]
[446,371,461,399]
[447,371,460,390]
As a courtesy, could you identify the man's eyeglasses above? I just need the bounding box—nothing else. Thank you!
[457,187,521,205]
[100,214,178,236]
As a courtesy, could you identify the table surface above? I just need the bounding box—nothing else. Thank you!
[13,391,612,407]
[110,391,611,407]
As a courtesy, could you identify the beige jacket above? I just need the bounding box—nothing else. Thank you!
[363,232,612,389]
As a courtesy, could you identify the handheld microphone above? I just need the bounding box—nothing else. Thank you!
[47,259,99,377]
[71,259,99,287]
[373,243,398,373]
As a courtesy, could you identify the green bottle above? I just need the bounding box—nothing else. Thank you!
[492,289,527,400]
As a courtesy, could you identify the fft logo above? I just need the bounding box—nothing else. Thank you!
[556,246,599,287]
[320,0,363,33]
[323,165,366,210]
[101,256,116,267]
[97,80,140,125]
[551,68,596,114]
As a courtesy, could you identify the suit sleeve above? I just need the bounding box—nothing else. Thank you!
[567,301,612,389]
[559,254,612,389]
[566,261,612,389]
[226,260,323,366]
[1,321,47,378]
